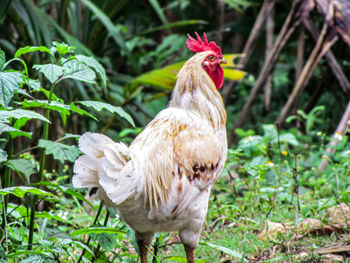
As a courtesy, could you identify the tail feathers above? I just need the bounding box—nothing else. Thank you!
[73,155,98,188]
[99,160,138,205]
[73,132,137,205]
[79,132,115,158]
[104,143,130,172]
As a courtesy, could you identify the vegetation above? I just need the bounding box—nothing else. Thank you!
[1,0,350,262]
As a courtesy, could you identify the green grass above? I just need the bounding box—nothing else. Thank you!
[3,123,350,262]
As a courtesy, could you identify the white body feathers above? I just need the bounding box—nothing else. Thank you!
[73,51,227,248]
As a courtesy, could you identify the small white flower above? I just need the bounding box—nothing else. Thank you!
[335,131,343,141]
[317,131,322,136]
[266,161,275,167]
[246,136,253,141]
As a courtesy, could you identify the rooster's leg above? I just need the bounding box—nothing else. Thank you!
[135,231,154,263]
[137,239,148,263]
[184,244,195,263]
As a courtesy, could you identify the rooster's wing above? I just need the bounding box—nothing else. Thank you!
[130,107,225,209]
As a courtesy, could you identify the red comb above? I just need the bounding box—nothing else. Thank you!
[186,32,222,56]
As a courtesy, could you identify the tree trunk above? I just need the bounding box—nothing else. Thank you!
[303,18,350,97]
[230,0,311,145]
[296,25,305,80]
[275,22,338,126]
[264,4,274,113]
[222,0,275,105]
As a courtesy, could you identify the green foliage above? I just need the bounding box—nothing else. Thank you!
[7,158,37,179]
[0,71,23,108]
[286,106,326,135]
[71,227,125,236]
[0,186,55,198]
[14,46,51,58]
[38,139,80,164]
[0,42,134,262]
[33,64,64,84]
[202,242,247,262]
[77,100,135,127]
[0,109,50,123]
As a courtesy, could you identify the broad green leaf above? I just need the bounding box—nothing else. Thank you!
[0,148,7,162]
[204,242,247,262]
[77,101,135,127]
[0,49,5,70]
[21,99,71,116]
[0,122,32,138]
[0,186,55,198]
[38,139,80,163]
[70,103,97,120]
[0,109,50,124]
[13,117,30,130]
[33,63,64,83]
[70,227,125,236]
[75,55,106,86]
[61,60,96,84]
[222,54,244,67]
[127,61,183,91]
[0,71,23,108]
[218,54,247,80]
[164,256,205,263]
[263,124,277,141]
[223,68,247,81]
[90,232,118,252]
[26,78,41,91]
[14,46,51,58]
[80,0,127,52]
[19,255,46,263]
[7,159,37,178]
[7,250,52,260]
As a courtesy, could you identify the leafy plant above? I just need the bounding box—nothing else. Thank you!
[0,42,133,261]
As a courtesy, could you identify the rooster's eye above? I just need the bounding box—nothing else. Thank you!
[208,55,215,61]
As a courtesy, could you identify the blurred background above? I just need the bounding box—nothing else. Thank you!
[2,0,349,143]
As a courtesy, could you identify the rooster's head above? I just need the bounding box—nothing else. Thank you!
[186,32,227,90]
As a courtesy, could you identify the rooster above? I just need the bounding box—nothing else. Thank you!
[73,32,227,263]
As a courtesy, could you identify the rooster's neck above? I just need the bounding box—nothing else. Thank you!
[169,52,226,129]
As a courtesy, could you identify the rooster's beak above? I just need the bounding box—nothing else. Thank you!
[220,58,228,65]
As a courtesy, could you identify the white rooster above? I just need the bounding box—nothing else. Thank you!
[73,32,227,263]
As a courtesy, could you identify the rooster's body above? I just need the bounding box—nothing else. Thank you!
[73,33,227,263]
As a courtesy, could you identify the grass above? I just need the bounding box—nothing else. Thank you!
[3,119,350,262]
[4,123,350,262]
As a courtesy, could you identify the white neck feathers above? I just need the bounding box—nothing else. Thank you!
[169,52,226,129]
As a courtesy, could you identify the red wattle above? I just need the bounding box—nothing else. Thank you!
[205,65,224,90]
